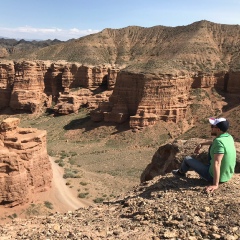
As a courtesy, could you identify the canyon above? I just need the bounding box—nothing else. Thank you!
[0,59,239,132]
[0,20,240,238]
[0,21,240,131]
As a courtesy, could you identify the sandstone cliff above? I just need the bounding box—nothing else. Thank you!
[0,60,118,115]
[91,69,240,131]
[0,118,52,206]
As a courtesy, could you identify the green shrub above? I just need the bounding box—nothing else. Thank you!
[93,197,104,203]
[8,213,17,219]
[68,158,76,165]
[78,192,89,198]
[44,201,53,209]
[63,168,80,178]
[79,181,88,186]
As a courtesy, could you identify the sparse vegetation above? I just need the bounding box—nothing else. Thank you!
[93,197,104,203]
[78,192,89,198]
[44,201,54,209]
[25,204,42,217]
[8,213,17,219]
[63,168,81,179]
[80,181,88,186]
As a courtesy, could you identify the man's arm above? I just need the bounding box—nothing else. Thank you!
[206,153,224,192]
[194,140,212,154]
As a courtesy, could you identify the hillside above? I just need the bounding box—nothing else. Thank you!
[3,20,240,73]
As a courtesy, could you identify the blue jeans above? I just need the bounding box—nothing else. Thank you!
[180,156,213,182]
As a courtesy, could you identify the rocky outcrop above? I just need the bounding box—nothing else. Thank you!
[9,61,51,113]
[0,61,15,109]
[0,58,239,131]
[91,71,222,129]
[0,61,118,114]
[141,138,240,182]
[52,64,114,114]
[91,67,240,130]
[107,67,120,90]
[0,118,52,206]
[53,88,91,114]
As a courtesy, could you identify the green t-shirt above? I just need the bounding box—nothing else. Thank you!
[209,133,236,182]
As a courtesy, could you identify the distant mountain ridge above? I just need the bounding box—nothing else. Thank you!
[0,37,63,59]
[1,20,240,73]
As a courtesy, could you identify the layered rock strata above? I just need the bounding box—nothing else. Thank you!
[0,61,118,114]
[1,59,239,130]
[0,118,52,206]
[9,61,50,113]
[91,69,240,129]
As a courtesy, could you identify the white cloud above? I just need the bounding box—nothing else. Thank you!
[0,26,100,41]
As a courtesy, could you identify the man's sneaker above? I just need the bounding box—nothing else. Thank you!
[172,169,186,177]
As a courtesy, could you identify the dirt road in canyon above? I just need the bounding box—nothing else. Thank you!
[48,158,91,211]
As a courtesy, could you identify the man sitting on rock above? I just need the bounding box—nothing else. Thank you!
[172,117,236,192]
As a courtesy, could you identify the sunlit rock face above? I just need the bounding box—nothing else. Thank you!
[0,118,52,207]
[91,71,210,128]
[91,68,239,130]
[9,61,50,113]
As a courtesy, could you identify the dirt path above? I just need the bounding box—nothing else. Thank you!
[46,157,91,211]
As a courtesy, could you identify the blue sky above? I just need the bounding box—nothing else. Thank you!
[0,0,240,41]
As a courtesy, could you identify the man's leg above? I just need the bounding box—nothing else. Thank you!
[175,156,213,181]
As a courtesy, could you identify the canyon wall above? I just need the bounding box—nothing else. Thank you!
[0,118,52,206]
[0,60,119,114]
[0,60,239,129]
[91,70,238,129]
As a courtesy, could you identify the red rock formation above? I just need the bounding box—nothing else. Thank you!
[50,63,65,102]
[108,67,120,90]
[92,65,108,87]
[76,65,93,88]
[0,61,15,109]
[53,64,115,114]
[91,70,229,129]
[0,118,52,207]
[62,64,74,93]
[0,60,119,114]
[9,61,50,113]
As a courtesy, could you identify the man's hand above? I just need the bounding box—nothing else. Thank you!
[206,185,218,193]
[194,144,202,154]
